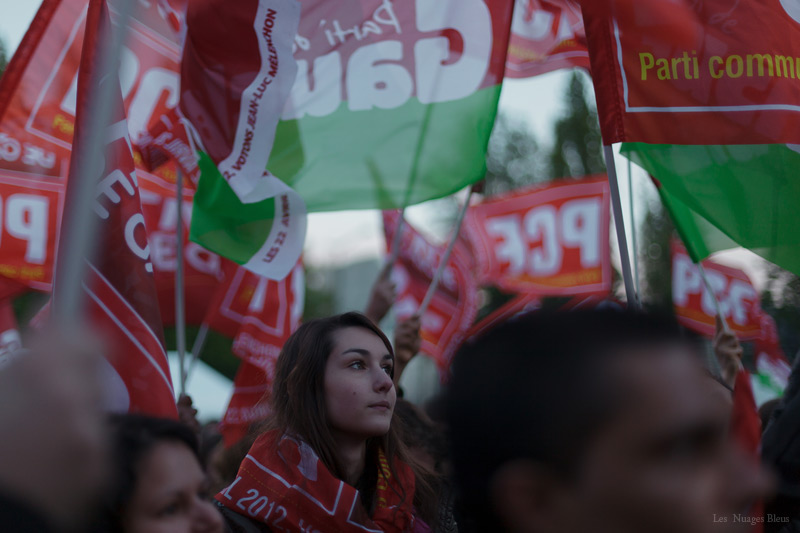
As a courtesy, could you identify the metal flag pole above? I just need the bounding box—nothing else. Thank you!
[52,0,135,324]
[417,188,474,316]
[627,158,640,298]
[603,145,640,311]
[186,322,210,377]
[175,168,187,395]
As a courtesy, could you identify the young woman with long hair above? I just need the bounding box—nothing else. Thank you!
[215,312,438,533]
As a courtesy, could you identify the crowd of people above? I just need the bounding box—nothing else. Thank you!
[0,271,799,533]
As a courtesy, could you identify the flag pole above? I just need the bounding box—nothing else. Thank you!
[627,158,640,298]
[418,187,474,316]
[52,0,135,325]
[697,262,732,333]
[603,145,640,311]
[175,168,187,395]
[186,322,210,377]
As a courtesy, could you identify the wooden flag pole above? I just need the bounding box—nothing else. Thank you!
[175,169,188,396]
[418,188,474,317]
[604,145,640,311]
[52,0,135,324]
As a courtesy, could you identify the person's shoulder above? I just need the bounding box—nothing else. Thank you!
[216,501,273,533]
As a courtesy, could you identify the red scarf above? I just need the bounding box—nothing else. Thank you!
[216,431,417,532]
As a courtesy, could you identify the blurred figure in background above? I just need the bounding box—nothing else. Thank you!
[446,310,772,533]
[0,328,108,532]
[92,414,223,533]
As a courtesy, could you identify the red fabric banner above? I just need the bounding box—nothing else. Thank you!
[383,211,479,375]
[230,261,304,372]
[138,175,223,326]
[506,0,589,78]
[63,0,176,418]
[582,0,800,144]
[0,0,185,290]
[219,361,272,447]
[464,176,611,295]
[671,241,761,340]
[219,261,304,446]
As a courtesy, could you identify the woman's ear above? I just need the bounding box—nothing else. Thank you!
[490,459,572,533]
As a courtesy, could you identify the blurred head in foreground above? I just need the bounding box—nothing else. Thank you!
[95,414,223,533]
[446,310,771,533]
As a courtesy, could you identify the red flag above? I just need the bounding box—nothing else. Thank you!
[383,212,479,375]
[230,261,304,372]
[219,261,304,446]
[671,241,761,340]
[62,0,176,418]
[0,0,186,291]
[506,0,590,78]
[582,0,797,145]
[464,176,612,295]
[138,174,223,326]
[134,107,201,187]
[730,368,764,532]
[219,361,272,447]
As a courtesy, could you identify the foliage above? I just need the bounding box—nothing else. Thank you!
[548,71,605,179]
[638,200,675,313]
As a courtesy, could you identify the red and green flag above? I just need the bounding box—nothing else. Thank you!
[181,0,515,278]
[582,0,800,275]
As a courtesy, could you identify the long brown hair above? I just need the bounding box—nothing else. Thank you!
[264,312,438,526]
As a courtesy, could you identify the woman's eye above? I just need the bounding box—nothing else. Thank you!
[349,360,366,369]
[382,364,393,375]
[157,502,181,517]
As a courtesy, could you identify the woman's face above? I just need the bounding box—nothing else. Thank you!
[324,326,396,440]
[123,440,224,533]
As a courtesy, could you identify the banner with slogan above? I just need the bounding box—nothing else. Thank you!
[582,0,800,276]
[383,211,479,375]
[59,0,176,418]
[0,0,189,290]
[671,241,761,341]
[464,176,611,295]
[138,174,223,326]
[506,0,589,78]
[180,0,307,280]
[261,0,515,212]
[220,261,304,446]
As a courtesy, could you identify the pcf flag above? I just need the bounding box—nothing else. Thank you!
[506,0,589,78]
[671,241,761,341]
[383,211,478,375]
[464,176,611,295]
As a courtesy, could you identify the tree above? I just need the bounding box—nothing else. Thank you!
[484,112,545,195]
[638,199,675,312]
[0,38,6,78]
[548,71,605,179]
